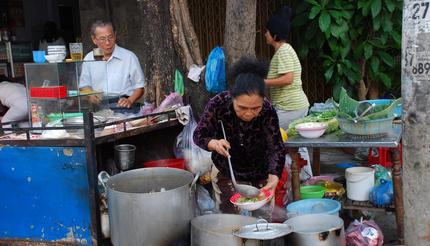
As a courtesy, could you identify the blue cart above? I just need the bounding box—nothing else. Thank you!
[0,111,180,245]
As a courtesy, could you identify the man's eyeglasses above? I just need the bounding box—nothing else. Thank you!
[96,35,115,43]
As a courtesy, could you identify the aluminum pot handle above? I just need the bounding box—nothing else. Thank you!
[255,219,269,231]
[98,171,111,191]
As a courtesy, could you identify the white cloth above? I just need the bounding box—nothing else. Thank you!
[187,64,205,82]
[79,44,145,96]
[0,82,28,123]
[175,105,191,125]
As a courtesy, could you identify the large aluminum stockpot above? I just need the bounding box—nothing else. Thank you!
[191,214,286,246]
[284,214,345,246]
[191,214,258,246]
[103,167,196,246]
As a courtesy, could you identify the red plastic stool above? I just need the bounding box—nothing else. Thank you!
[368,144,402,168]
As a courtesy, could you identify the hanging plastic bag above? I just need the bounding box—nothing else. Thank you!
[369,179,394,207]
[174,107,213,175]
[174,69,184,96]
[346,218,384,246]
[372,164,391,186]
[196,184,218,215]
[205,46,226,93]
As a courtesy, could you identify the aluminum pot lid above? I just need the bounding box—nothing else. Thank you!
[233,219,293,240]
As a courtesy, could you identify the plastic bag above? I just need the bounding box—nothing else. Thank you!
[153,92,183,113]
[140,101,155,115]
[174,107,213,175]
[205,46,226,93]
[174,69,184,96]
[369,179,393,207]
[372,164,391,186]
[196,184,218,215]
[346,218,384,246]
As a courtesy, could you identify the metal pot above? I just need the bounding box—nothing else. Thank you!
[100,167,196,246]
[191,214,286,246]
[284,214,345,246]
[114,144,136,171]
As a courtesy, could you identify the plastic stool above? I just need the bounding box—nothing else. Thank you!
[368,144,402,168]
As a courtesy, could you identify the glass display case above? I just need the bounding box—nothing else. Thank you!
[24,60,120,127]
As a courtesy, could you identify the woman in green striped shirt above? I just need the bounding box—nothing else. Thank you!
[264,6,310,130]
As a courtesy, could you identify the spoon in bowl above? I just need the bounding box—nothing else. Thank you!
[219,120,261,198]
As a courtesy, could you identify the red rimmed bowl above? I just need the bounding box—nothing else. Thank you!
[230,189,272,211]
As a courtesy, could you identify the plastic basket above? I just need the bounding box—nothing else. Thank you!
[338,116,395,135]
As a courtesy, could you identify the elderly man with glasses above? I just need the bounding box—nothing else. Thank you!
[79,20,144,109]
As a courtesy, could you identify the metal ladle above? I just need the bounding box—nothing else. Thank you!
[353,101,376,123]
[219,120,261,198]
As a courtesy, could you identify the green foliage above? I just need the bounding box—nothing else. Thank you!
[291,0,403,100]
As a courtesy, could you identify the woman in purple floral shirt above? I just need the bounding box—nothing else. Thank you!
[193,57,285,219]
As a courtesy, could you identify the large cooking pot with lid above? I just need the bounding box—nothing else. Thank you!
[99,167,197,246]
[284,214,345,246]
[191,214,286,246]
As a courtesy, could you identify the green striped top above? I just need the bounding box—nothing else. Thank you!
[267,43,309,110]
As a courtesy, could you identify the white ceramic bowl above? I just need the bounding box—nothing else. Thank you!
[45,54,66,63]
[230,190,272,211]
[295,122,327,139]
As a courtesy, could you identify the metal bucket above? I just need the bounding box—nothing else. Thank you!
[103,167,195,246]
[114,144,136,171]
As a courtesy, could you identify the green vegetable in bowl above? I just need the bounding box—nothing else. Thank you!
[236,197,261,203]
[287,110,339,136]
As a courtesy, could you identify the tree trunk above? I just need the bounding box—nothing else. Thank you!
[367,81,379,99]
[402,1,430,244]
[224,0,257,66]
[356,59,368,100]
[170,0,209,118]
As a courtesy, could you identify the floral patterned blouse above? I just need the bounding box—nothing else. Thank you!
[193,91,285,181]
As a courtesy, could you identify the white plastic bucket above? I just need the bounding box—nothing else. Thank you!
[345,167,375,201]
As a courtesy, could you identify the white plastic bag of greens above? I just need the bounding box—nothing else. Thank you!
[174,106,213,175]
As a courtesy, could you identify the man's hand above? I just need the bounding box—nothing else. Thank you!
[117,97,133,108]
[87,94,102,105]
[208,139,231,157]
[262,174,279,197]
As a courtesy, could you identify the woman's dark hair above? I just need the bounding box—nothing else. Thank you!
[229,56,268,98]
[266,6,292,41]
[42,21,60,43]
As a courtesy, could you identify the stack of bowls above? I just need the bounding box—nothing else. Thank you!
[46,45,67,62]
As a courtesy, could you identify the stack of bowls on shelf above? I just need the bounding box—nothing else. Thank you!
[46,45,67,63]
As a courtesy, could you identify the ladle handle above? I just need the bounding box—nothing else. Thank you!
[219,120,238,185]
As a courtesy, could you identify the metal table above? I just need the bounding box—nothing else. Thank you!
[285,124,404,243]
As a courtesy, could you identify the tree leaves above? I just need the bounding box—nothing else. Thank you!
[309,6,321,19]
[290,0,402,96]
[319,11,331,32]
[371,0,382,17]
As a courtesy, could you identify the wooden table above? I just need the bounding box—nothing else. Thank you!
[285,124,404,243]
